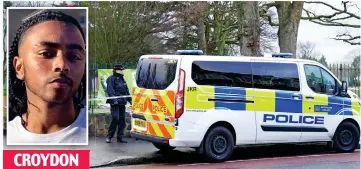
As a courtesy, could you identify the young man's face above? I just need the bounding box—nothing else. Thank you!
[14,21,85,104]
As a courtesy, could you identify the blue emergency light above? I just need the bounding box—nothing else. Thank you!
[272,53,293,58]
[175,50,204,55]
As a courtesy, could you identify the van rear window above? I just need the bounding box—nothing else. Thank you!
[136,58,178,90]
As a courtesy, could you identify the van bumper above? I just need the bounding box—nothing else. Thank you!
[130,131,168,144]
[169,139,202,147]
[169,129,205,147]
[131,131,204,148]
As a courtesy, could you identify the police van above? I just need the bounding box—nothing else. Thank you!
[130,50,360,162]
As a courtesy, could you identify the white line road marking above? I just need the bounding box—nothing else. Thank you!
[178,163,210,167]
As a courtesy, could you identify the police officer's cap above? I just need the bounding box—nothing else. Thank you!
[113,64,125,70]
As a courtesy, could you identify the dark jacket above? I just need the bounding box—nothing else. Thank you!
[106,73,132,105]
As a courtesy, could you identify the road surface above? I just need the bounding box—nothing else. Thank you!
[97,144,360,169]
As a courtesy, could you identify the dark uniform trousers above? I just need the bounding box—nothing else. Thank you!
[107,104,126,140]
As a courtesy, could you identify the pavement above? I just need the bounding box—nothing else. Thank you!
[3,135,157,167]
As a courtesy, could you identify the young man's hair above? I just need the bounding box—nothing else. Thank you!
[8,10,86,122]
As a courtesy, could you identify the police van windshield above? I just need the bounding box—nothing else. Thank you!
[136,58,178,90]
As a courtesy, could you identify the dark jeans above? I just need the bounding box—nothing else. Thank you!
[107,105,126,140]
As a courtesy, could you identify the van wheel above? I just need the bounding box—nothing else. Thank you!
[203,126,234,162]
[152,143,175,152]
[333,122,360,153]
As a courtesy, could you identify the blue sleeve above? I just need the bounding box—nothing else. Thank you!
[106,76,115,97]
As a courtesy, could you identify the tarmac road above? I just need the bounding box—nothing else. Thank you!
[100,149,360,169]
[3,135,360,169]
[96,143,360,169]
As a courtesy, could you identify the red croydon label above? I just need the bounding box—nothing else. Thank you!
[3,150,90,169]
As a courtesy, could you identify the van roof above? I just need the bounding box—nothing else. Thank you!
[140,54,320,65]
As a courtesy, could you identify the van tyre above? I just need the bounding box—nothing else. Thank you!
[333,122,360,153]
[152,142,175,152]
[203,127,234,162]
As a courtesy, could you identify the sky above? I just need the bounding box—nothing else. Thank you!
[296,1,360,64]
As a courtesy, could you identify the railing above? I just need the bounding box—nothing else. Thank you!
[328,64,360,97]
[88,62,138,111]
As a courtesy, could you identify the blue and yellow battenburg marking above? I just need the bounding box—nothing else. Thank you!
[344,99,361,116]
[185,86,360,116]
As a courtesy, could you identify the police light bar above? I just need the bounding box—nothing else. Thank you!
[175,50,204,55]
[271,53,293,58]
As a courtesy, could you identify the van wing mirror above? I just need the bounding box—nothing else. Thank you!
[341,81,348,93]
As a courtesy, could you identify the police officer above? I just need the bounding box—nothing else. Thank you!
[105,64,132,143]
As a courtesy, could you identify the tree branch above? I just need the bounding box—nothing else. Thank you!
[329,15,353,21]
[308,20,360,28]
[305,1,343,12]
[147,23,180,34]
[226,40,239,45]
[331,33,360,45]
[332,37,360,45]
[301,8,344,20]
[343,1,348,11]
[304,1,360,19]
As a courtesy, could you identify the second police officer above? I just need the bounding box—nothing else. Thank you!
[105,64,132,143]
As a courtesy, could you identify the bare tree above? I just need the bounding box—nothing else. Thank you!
[237,1,261,56]
[302,1,360,45]
[297,41,328,66]
[177,2,209,52]
[297,41,317,59]
[26,1,47,7]
[343,48,361,64]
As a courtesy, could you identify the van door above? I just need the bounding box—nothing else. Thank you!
[131,57,179,140]
[252,61,302,143]
[300,64,344,141]
[185,60,257,144]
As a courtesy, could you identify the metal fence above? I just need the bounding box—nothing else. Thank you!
[89,62,137,91]
[88,62,138,110]
[328,64,360,97]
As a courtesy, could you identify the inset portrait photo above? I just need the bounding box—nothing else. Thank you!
[6,7,88,145]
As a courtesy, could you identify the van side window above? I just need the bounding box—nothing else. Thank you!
[251,62,300,91]
[304,65,338,95]
[320,68,337,95]
[191,61,252,88]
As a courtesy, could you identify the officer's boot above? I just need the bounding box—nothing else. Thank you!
[117,136,127,143]
[105,137,111,143]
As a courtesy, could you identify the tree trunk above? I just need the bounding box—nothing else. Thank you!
[238,1,261,56]
[197,22,207,53]
[276,1,304,58]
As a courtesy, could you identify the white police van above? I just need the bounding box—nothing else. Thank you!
[130,50,360,162]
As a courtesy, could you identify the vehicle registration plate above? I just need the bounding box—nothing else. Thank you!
[133,119,147,131]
